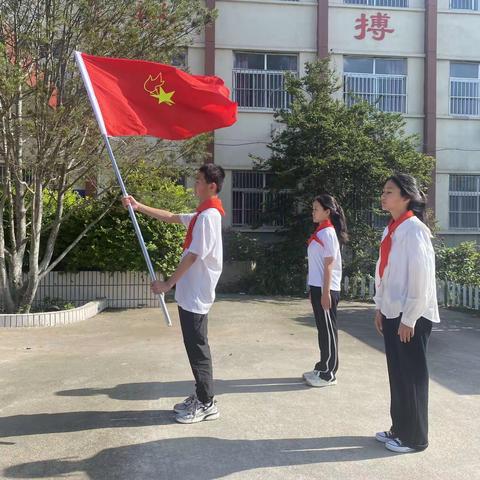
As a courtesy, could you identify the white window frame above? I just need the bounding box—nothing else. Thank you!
[232,171,270,227]
[449,62,480,117]
[232,52,298,111]
[232,170,288,228]
[449,175,480,230]
[343,57,408,114]
[344,0,409,6]
[449,0,480,11]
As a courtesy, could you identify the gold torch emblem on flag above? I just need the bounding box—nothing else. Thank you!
[144,73,175,106]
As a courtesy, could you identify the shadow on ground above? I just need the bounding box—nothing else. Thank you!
[3,436,396,479]
[294,304,480,396]
[55,377,306,401]
[0,378,307,439]
[0,410,175,438]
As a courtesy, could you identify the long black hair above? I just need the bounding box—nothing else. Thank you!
[385,173,427,224]
[314,194,349,246]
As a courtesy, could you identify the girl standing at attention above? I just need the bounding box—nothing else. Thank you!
[373,173,440,453]
[303,194,348,388]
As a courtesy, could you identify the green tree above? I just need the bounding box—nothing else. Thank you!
[254,59,435,292]
[51,161,196,274]
[0,0,213,312]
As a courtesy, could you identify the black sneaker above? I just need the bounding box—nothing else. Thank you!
[375,430,396,443]
[385,438,416,453]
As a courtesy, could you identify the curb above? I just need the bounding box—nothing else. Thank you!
[0,299,108,328]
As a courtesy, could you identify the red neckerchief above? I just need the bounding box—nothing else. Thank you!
[379,210,414,278]
[182,196,225,251]
[307,219,334,247]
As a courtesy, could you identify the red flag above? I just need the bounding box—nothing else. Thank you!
[76,52,237,140]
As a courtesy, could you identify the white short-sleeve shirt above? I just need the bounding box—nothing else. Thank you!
[307,227,342,291]
[175,208,223,314]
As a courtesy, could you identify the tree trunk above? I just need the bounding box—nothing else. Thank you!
[19,175,43,312]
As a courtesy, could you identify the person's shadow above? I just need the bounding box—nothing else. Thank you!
[0,409,174,438]
[55,377,307,401]
[0,378,307,439]
[4,436,396,479]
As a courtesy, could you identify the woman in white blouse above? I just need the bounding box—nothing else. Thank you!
[373,173,440,454]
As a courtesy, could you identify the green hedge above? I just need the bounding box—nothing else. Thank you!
[51,179,195,276]
[222,232,480,295]
[435,241,480,286]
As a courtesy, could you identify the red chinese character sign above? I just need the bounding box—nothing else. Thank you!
[354,12,394,41]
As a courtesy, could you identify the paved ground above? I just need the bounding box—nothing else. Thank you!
[0,296,479,480]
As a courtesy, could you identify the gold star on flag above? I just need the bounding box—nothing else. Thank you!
[151,87,175,106]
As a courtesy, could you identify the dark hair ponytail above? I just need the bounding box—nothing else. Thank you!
[386,173,428,224]
[314,194,349,245]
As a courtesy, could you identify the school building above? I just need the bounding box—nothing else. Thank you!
[181,0,480,245]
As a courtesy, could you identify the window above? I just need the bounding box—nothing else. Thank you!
[450,62,480,116]
[343,57,407,113]
[171,48,187,69]
[73,189,86,198]
[344,0,408,5]
[233,52,298,110]
[450,0,479,10]
[232,171,289,227]
[449,175,480,230]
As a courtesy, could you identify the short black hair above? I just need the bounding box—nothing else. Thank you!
[198,163,225,193]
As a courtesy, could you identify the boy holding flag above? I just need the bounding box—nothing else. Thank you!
[122,163,225,424]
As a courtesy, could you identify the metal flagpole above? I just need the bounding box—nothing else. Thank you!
[75,51,172,326]
[103,135,172,326]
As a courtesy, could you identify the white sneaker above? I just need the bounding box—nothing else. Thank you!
[385,438,416,454]
[305,372,337,388]
[173,394,197,414]
[175,399,219,424]
[302,370,317,380]
[375,430,396,443]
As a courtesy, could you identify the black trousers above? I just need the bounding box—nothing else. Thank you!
[178,306,214,404]
[383,315,432,450]
[310,286,340,381]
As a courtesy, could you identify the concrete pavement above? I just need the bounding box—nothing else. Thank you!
[0,296,479,480]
